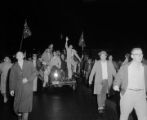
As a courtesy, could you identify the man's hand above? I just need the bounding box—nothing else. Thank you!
[113,86,119,91]
[66,37,69,41]
[89,80,92,85]
[10,90,14,96]
[22,78,28,84]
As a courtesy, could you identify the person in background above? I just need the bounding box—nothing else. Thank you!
[41,44,53,66]
[32,54,38,92]
[65,37,81,79]
[0,57,12,103]
[50,51,61,69]
[121,53,130,66]
[60,53,68,79]
[108,55,119,71]
[41,44,53,87]
[89,50,116,113]
[9,51,36,120]
[113,48,147,120]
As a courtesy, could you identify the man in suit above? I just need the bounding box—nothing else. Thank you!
[89,50,116,113]
[9,51,36,120]
[113,48,147,120]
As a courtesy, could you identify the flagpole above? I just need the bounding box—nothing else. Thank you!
[19,19,26,51]
[81,44,84,59]
[19,33,24,51]
[19,18,31,51]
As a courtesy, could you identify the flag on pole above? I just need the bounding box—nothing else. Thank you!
[23,19,32,39]
[78,32,86,48]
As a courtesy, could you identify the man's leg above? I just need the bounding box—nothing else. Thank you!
[43,70,48,87]
[72,61,77,73]
[97,94,102,109]
[43,66,50,87]
[120,91,134,120]
[3,93,8,103]
[67,61,72,79]
[17,113,22,120]
[101,80,108,108]
[134,91,147,120]
[33,77,37,92]
[1,78,8,103]
[22,112,29,120]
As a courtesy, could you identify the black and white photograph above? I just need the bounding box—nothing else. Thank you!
[0,0,147,120]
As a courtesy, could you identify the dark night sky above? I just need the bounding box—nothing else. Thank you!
[1,0,147,60]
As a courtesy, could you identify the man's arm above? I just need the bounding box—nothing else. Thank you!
[113,66,124,91]
[73,50,81,62]
[89,61,97,85]
[27,62,37,82]
[65,37,69,50]
[9,65,16,96]
[109,61,116,77]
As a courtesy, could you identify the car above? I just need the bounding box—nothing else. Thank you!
[48,66,77,90]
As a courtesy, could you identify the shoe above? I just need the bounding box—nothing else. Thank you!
[98,109,104,114]
[18,114,22,120]
[18,116,22,120]
[98,107,104,114]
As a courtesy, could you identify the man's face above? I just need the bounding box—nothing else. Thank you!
[4,57,10,62]
[69,45,73,49]
[53,52,56,56]
[33,56,37,60]
[100,54,107,61]
[109,55,113,61]
[16,52,24,61]
[131,49,143,63]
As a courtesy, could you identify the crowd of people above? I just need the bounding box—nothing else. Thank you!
[0,36,147,120]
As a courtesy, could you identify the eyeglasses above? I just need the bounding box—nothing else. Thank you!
[132,53,143,56]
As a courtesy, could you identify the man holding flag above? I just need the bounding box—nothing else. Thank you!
[65,37,81,79]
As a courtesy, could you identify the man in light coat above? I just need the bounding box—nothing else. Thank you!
[0,57,12,103]
[89,51,116,113]
[113,48,147,120]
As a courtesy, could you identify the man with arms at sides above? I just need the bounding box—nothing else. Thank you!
[0,57,12,103]
[9,51,37,120]
[113,47,147,120]
[89,51,116,113]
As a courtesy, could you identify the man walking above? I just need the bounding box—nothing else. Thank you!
[89,50,116,113]
[9,51,36,120]
[113,48,147,120]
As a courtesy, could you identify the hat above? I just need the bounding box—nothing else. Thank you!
[98,51,107,56]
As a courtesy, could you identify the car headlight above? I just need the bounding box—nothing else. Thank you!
[50,66,62,81]
[53,70,59,78]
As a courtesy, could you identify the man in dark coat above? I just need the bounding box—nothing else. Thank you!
[9,51,36,120]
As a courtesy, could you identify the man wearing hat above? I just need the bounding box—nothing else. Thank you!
[89,50,116,113]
